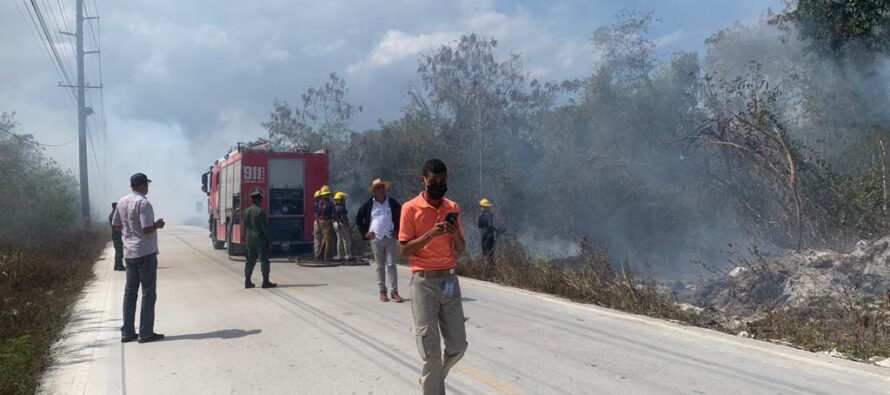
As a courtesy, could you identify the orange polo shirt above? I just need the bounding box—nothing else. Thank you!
[398,192,463,272]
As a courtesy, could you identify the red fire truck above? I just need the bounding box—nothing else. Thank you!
[201,140,328,256]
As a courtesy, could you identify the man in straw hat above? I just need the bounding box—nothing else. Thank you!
[355,178,403,302]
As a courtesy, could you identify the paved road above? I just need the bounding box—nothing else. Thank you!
[40,226,890,394]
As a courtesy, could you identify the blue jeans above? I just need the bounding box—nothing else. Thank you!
[121,253,158,339]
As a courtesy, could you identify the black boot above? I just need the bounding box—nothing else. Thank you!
[245,276,255,289]
[261,274,277,288]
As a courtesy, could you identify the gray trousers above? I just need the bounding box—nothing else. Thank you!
[122,253,158,339]
[370,237,397,292]
[412,272,468,395]
[333,222,352,259]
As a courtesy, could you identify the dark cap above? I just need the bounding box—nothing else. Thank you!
[130,173,151,187]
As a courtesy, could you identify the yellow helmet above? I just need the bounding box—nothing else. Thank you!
[334,191,348,200]
[313,190,320,198]
[479,198,492,207]
[318,185,332,196]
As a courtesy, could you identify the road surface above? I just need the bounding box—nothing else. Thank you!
[39,226,890,394]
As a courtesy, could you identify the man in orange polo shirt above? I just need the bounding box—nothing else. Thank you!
[399,159,467,395]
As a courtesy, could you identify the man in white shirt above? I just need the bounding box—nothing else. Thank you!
[112,173,166,344]
[355,179,403,302]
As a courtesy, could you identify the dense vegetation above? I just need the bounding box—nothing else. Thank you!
[266,2,890,275]
[0,113,107,394]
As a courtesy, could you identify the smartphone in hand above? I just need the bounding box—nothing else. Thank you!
[445,212,459,225]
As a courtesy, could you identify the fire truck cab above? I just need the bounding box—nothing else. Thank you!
[201,140,328,256]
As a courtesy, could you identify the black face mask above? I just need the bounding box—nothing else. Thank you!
[426,182,448,200]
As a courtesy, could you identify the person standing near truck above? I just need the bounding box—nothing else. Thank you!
[242,188,277,289]
[316,185,335,261]
[332,191,353,261]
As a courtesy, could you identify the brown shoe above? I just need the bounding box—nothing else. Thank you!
[390,290,403,303]
[379,291,389,302]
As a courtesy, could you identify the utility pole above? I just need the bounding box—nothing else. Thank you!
[76,0,88,224]
[61,0,100,225]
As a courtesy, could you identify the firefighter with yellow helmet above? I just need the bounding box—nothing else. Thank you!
[315,185,335,261]
[313,189,323,258]
[332,191,353,261]
[478,198,496,256]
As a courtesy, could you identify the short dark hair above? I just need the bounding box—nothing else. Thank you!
[422,159,447,176]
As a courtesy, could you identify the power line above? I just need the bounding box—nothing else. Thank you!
[41,0,76,77]
[17,0,77,104]
[0,124,78,147]
[52,0,79,82]
[30,0,73,86]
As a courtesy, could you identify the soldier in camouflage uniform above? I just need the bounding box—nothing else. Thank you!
[243,189,277,289]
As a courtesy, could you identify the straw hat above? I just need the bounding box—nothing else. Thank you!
[367,178,392,193]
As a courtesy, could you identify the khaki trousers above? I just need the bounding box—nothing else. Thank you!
[318,219,334,261]
[313,220,322,258]
[412,272,468,395]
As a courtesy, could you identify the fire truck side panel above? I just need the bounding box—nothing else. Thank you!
[207,149,327,253]
[302,154,329,241]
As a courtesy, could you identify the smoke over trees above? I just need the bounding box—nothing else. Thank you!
[268,1,890,275]
[0,113,79,242]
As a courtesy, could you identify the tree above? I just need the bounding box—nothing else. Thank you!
[264,72,361,150]
[409,33,563,217]
[775,0,890,63]
[0,112,79,242]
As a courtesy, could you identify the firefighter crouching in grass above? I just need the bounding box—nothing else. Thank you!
[399,159,468,395]
[243,188,277,289]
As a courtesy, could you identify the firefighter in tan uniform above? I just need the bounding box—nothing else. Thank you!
[243,189,277,289]
[313,190,322,258]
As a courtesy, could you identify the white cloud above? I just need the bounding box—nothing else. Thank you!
[191,24,230,48]
[655,29,686,47]
[347,30,458,75]
[301,39,347,55]
[262,42,291,62]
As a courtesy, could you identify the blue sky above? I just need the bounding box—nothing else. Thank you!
[0,0,782,221]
